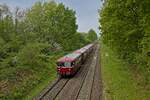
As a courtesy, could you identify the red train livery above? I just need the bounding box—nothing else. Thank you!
[56,43,95,76]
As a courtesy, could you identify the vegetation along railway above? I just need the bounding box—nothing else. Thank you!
[33,43,102,100]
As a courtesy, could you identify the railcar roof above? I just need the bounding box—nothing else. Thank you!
[57,53,81,62]
[66,53,81,58]
[74,48,86,53]
[74,44,93,54]
[57,43,94,62]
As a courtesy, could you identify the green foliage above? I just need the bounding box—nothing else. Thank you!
[25,2,78,51]
[87,29,98,42]
[18,43,49,70]
[101,43,150,100]
[69,32,90,50]
[100,0,150,83]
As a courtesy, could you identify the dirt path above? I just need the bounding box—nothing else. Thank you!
[33,44,102,100]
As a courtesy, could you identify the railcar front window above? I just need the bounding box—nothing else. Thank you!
[57,62,64,67]
[64,62,71,67]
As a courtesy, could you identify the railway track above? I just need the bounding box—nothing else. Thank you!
[33,44,102,100]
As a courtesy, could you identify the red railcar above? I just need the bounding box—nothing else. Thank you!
[56,43,94,76]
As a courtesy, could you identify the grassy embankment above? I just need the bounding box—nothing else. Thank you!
[24,52,65,100]
[101,43,150,100]
[0,51,66,100]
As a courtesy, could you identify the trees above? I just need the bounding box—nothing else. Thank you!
[100,0,150,83]
[25,2,78,51]
[70,32,89,50]
[87,29,97,42]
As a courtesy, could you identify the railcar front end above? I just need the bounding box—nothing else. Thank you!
[57,61,75,76]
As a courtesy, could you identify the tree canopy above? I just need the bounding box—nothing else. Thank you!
[100,0,150,83]
[87,29,98,42]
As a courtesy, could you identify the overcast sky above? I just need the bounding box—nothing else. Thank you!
[0,0,102,34]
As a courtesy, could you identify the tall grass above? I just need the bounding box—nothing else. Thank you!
[101,43,150,100]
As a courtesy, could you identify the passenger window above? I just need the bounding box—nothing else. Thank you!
[72,62,75,66]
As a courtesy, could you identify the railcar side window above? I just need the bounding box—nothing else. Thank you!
[76,59,79,64]
[79,56,81,62]
[71,62,75,66]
